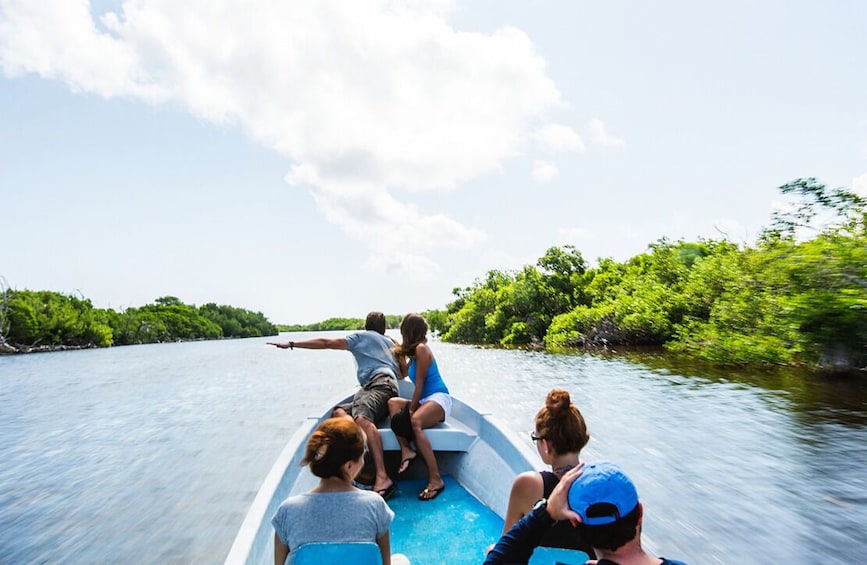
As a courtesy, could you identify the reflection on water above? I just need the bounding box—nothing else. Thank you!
[0,335,865,564]
[612,347,867,425]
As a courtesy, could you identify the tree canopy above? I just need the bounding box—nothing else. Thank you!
[3,178,863,371]
[0,293,277,351]
[278,314,404,332]
[429,179,866,372]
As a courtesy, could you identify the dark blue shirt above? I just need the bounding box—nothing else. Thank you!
[483,504,688,565]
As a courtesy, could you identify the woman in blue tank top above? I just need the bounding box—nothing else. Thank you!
[387,313,452,501]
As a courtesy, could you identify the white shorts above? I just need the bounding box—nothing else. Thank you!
[419,392,452,419]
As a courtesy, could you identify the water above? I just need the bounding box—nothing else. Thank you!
[1,333,865,564]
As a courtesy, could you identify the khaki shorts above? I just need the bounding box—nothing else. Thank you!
[337,374,398,423]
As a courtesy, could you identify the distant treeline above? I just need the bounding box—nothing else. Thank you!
[0,293,277,353]
[4,178,864,370]
[278,314,404,332]
[423,179,866,372]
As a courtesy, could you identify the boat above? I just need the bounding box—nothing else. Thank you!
[224,380,589,565]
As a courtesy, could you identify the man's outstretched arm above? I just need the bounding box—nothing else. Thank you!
[267,337,349,350]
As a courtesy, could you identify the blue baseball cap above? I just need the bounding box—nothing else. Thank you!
[567,461,639,526]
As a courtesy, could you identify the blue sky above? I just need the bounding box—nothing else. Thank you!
[1,0,865,324]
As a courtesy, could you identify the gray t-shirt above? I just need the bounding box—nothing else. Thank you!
[271,490,394,564]
[344,331,399,387]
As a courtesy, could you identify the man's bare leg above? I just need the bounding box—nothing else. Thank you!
[355,415,393,493]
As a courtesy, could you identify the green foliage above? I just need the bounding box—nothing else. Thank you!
[536,245,588,310]
[6,179,862,370]
[5,290,114,347]
[442,270,514,343]
[668,190,866,368]
[762,177,867,242]
[279,317,364,332]
[421,309,448,333]
[545,239,698,347]
[438,250,591,346]
[278,315,404,332]
[0,277,10,341]
[2,291,277,350]
[199,303,277,338]
[440,178,866,370]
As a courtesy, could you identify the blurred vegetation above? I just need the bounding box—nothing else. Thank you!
[3,178,864,371]
[0,293,277,352]
[278,314,404,332]
[427,178,866,372]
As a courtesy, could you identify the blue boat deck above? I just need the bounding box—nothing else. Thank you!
[387,476,502,565]
[223,389,542,565]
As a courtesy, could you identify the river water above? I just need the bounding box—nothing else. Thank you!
[1,333,865,564]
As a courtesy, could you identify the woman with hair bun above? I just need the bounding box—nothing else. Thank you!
[497,389,594,557]
[271,417,397,565]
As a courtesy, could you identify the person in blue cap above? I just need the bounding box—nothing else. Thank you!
[484,461,688,565]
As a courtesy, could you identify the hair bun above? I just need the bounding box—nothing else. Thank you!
[545,389,572,418]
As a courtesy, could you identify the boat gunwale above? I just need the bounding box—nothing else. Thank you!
[224,388,540,564]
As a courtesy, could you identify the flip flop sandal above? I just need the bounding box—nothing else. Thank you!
[418,484,445,501]
[377,483,397,500]
[397,453,417,475]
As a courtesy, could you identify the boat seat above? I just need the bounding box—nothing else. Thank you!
[377,380,477,451]
[527,546,591,565]
[377,420,477,452]
[292,542,382,565]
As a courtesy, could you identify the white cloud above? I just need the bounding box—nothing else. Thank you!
[286,163,487,260]
[365,253,441,280]
[533,124,585,153]
[588,118,625,149]
[532,160,559,183]
[853,173,867,197]
[0,0,561,275]
[0,2,163,99]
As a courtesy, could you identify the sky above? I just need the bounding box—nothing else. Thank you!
[1,0,866,325]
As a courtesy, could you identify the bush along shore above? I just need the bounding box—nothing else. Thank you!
[425,179,866,374]
[0,294,277,354]
[3,178,864,372]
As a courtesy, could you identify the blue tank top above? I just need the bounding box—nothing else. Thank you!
[408,357,449,398]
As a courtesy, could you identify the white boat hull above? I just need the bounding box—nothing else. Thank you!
[225,381,541,564]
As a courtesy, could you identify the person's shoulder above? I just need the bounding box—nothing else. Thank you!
[510,470,544,497]
[513,469,543,484]
[344,332,365,345]
[276,493,309,511]
[350,488,391,508]
[348,330,384,342]
[346,487,381,500]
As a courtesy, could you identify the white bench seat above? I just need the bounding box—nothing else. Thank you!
[377,421,477,452]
